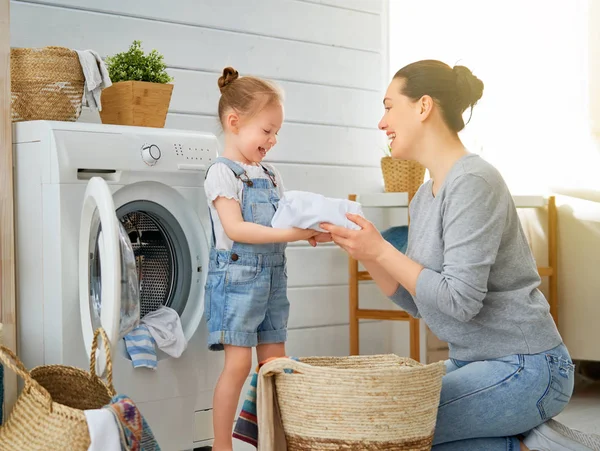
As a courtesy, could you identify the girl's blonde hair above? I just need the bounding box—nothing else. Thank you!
[217,67,283,128]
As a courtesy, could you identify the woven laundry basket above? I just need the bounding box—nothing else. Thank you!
[10,46,85,122]
[264,354,446,451]
[0,328,116,451]
[381,157,426,202]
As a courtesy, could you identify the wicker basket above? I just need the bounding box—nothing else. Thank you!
[11,46,85,122]
[0,328,116,450]
[263,354,446,450]
[381,156,426,201]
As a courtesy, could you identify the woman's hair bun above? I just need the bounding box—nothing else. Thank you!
[453,65,484,110]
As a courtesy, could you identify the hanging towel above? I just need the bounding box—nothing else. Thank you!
[84,408,121,451]
[233,369,260,446]
[74,49,112,111]
[233,357,298,449]
[105,394,161,451]
[124,325,157,370]
[141,307,187,358]
[271,190,364,232]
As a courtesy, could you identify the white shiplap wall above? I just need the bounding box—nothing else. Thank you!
[10,0,410,359]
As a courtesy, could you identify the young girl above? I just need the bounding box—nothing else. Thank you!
[204,67,323,451]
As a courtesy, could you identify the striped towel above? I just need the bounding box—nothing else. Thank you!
[124,325,157,370]
[233,356,298,447]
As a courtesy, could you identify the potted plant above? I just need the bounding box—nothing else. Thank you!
[100,40,174,128]
[380,145,426,201]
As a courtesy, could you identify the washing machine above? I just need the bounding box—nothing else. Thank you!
[13,120,223,450]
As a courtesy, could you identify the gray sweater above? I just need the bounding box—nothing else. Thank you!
[391,154,562,360]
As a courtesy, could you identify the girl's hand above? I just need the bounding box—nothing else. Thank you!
[307,232,333,247]
[320,214,386,261]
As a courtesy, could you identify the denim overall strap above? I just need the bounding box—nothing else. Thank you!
[212,157,255,186]
[205,157,251,248]
[233,166,285,256]
[205,157,285,256]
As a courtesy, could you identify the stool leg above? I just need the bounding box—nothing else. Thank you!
[349,256,359,355]
[548,196,558,327]
[409,317,420,362]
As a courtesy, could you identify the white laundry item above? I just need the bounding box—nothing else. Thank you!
[84,408,121,451]
[141,306,187,358]
[271,190,364,233]
[75,49,112,111]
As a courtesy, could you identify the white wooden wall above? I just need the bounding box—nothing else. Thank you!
[10,0,410,359]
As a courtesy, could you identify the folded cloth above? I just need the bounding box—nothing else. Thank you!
[84,408,121,451]
[141,306,187,358]
[124,325,157,370]
[233,357,298,450]
[105,394,161,451]
[75,49,112,111]
[271,190,364,232]
[381,225,409,253]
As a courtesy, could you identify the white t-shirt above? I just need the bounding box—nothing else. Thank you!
[204,161,285,250]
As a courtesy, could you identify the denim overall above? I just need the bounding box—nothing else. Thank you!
[204,157,289,351]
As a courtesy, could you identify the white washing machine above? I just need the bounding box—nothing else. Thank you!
[13,120,223,450]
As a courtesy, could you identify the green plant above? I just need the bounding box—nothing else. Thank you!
[105,40,173,84]
[381,144,392,157]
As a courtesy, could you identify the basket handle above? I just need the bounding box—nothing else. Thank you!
[89,328,115,395]
[0,346,53,410]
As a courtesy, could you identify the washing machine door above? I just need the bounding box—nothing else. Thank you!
[79,177,140,372]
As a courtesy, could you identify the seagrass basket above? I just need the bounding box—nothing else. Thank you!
[381,156,426,201]
[262,354,446,450]
[0,328,116,450]
[11,46,85,122]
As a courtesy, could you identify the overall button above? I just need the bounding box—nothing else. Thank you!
[231,253,239,262]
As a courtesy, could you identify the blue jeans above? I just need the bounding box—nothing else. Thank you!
[433,343,574,450]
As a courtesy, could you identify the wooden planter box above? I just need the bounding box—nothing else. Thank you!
[99,80,173,128]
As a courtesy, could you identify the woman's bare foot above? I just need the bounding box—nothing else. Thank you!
[520,441,531,451]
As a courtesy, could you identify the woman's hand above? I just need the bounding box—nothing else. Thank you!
[320,214,387,261]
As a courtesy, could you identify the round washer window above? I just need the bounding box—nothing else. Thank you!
[117,201,192,318]
[88,201,192,327]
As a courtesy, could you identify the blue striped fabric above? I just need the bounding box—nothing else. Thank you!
[124,325,157,370]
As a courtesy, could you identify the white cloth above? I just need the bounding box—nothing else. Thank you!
[271,190,364,232]
[256,362,289,451]
[141,306,187,358]
[204,161,285,250]
[84,408,121,451]
[75,49,112,111]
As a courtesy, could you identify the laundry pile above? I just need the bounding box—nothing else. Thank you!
[123,306,187,370]
[85,395,160,451]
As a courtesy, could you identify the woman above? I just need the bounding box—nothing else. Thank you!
[321,60,600,451]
